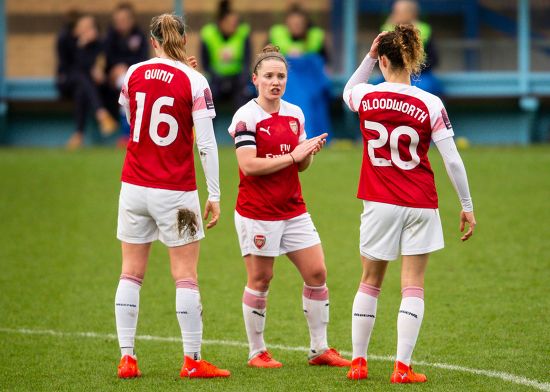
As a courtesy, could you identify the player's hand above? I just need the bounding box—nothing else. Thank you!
[187,56,198,69]
[368,32,387,59]
[291,133,328,162]
[460,210,476,241]
[203,200,220,229]
[311,134,328,155]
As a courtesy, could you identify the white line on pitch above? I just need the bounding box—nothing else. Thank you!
[0,327,548,391]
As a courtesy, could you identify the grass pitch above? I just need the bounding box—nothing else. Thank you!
[0,145,549,391]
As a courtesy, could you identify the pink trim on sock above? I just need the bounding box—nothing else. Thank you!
[176,278,199,290]
[242,290,267,309]
[359,283,381,298]
[302,284,329,301]
[402,286,424,299]
[120,274,143,286]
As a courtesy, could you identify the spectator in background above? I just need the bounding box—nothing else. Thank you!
[56,13,117,150]
[104,3,149,144]
[269,3,328,62]
[200,0,251,110]
[269,4,332,142]
[380,0,443,94]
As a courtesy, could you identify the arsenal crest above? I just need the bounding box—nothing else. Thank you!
[254,234,266,249]
[289,120,298,134]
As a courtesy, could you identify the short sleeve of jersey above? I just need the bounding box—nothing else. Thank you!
[297,106,307,142]
[190,72,216,122]
[343,83,375,112]
[430,98,455,142]
[228,106,256,149]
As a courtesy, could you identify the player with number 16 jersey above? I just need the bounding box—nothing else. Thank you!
[114,13,229,381]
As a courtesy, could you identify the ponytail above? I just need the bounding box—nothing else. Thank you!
[150,13,187,63]
[378,24,424,75]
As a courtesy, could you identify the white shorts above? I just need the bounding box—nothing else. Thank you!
[359,200,444,261]
[234,211,321,257]
[117,182,204,247]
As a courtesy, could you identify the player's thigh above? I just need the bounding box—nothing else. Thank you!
[168,241,201,282]
[360,201,404,261]
[286,244,326,286]
[280,213,321,255]
[149,189,205,247]
[117,182,159,244]
[120,241,152,279]
[234,211,284,257]
[401,208,444,256]
[401,254,429,288]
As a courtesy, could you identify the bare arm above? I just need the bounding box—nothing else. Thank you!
[236,134,328,176]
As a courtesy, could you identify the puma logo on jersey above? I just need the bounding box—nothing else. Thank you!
[259,126,271,136]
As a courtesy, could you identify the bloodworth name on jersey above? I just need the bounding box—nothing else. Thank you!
[361,97,428,123]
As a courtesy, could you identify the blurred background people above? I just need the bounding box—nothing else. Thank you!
[380,0,442,94]
[200,0,251,111]
[55,13,117,150]
[269,3,328,62]
[104,2,149,144]
[269,4,332,142]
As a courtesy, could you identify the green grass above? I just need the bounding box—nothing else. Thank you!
[0,145,549,391]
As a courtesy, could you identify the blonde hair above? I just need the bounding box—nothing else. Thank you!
[378,24,424,75]
[252,44,288,74]
[150,13,187,63]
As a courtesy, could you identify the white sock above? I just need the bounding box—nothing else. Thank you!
[302,284,329,356]
[115,275,142,358]
[242,286,268,359]
[352,283,380,359]
[396,287,425,365]
[176,279,203,360]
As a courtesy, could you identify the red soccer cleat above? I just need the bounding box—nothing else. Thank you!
[248,351,283,368]
[347,357,368,380]
[390,360,427,383]
[180,356,230,378]
[117,355,141,378]
[309,348,352,367]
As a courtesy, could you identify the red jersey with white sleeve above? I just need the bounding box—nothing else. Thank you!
[119,57,216,191]
[344,82,454,208]
[228,99,307,221]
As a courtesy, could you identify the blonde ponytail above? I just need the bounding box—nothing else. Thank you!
[150,13,187,63]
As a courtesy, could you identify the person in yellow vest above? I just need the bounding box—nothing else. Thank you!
[379,0,441,94]
[200,0,251,109]
[381,0,438,71]
[269,3,329,63]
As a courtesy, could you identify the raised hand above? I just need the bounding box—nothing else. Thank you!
[368,32,388,59]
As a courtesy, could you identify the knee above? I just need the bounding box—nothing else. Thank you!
[248,271,273,292]
[305,266,327,287]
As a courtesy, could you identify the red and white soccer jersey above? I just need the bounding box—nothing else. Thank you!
[119,57,216,191]
[228,99,307,221]
[344,82,454,209]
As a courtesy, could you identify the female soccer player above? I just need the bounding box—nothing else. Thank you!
[114,13,229,379]
[343,26,476,383]
[228,45,350,369]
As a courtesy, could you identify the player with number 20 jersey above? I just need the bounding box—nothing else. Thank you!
[343,26,476,383]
